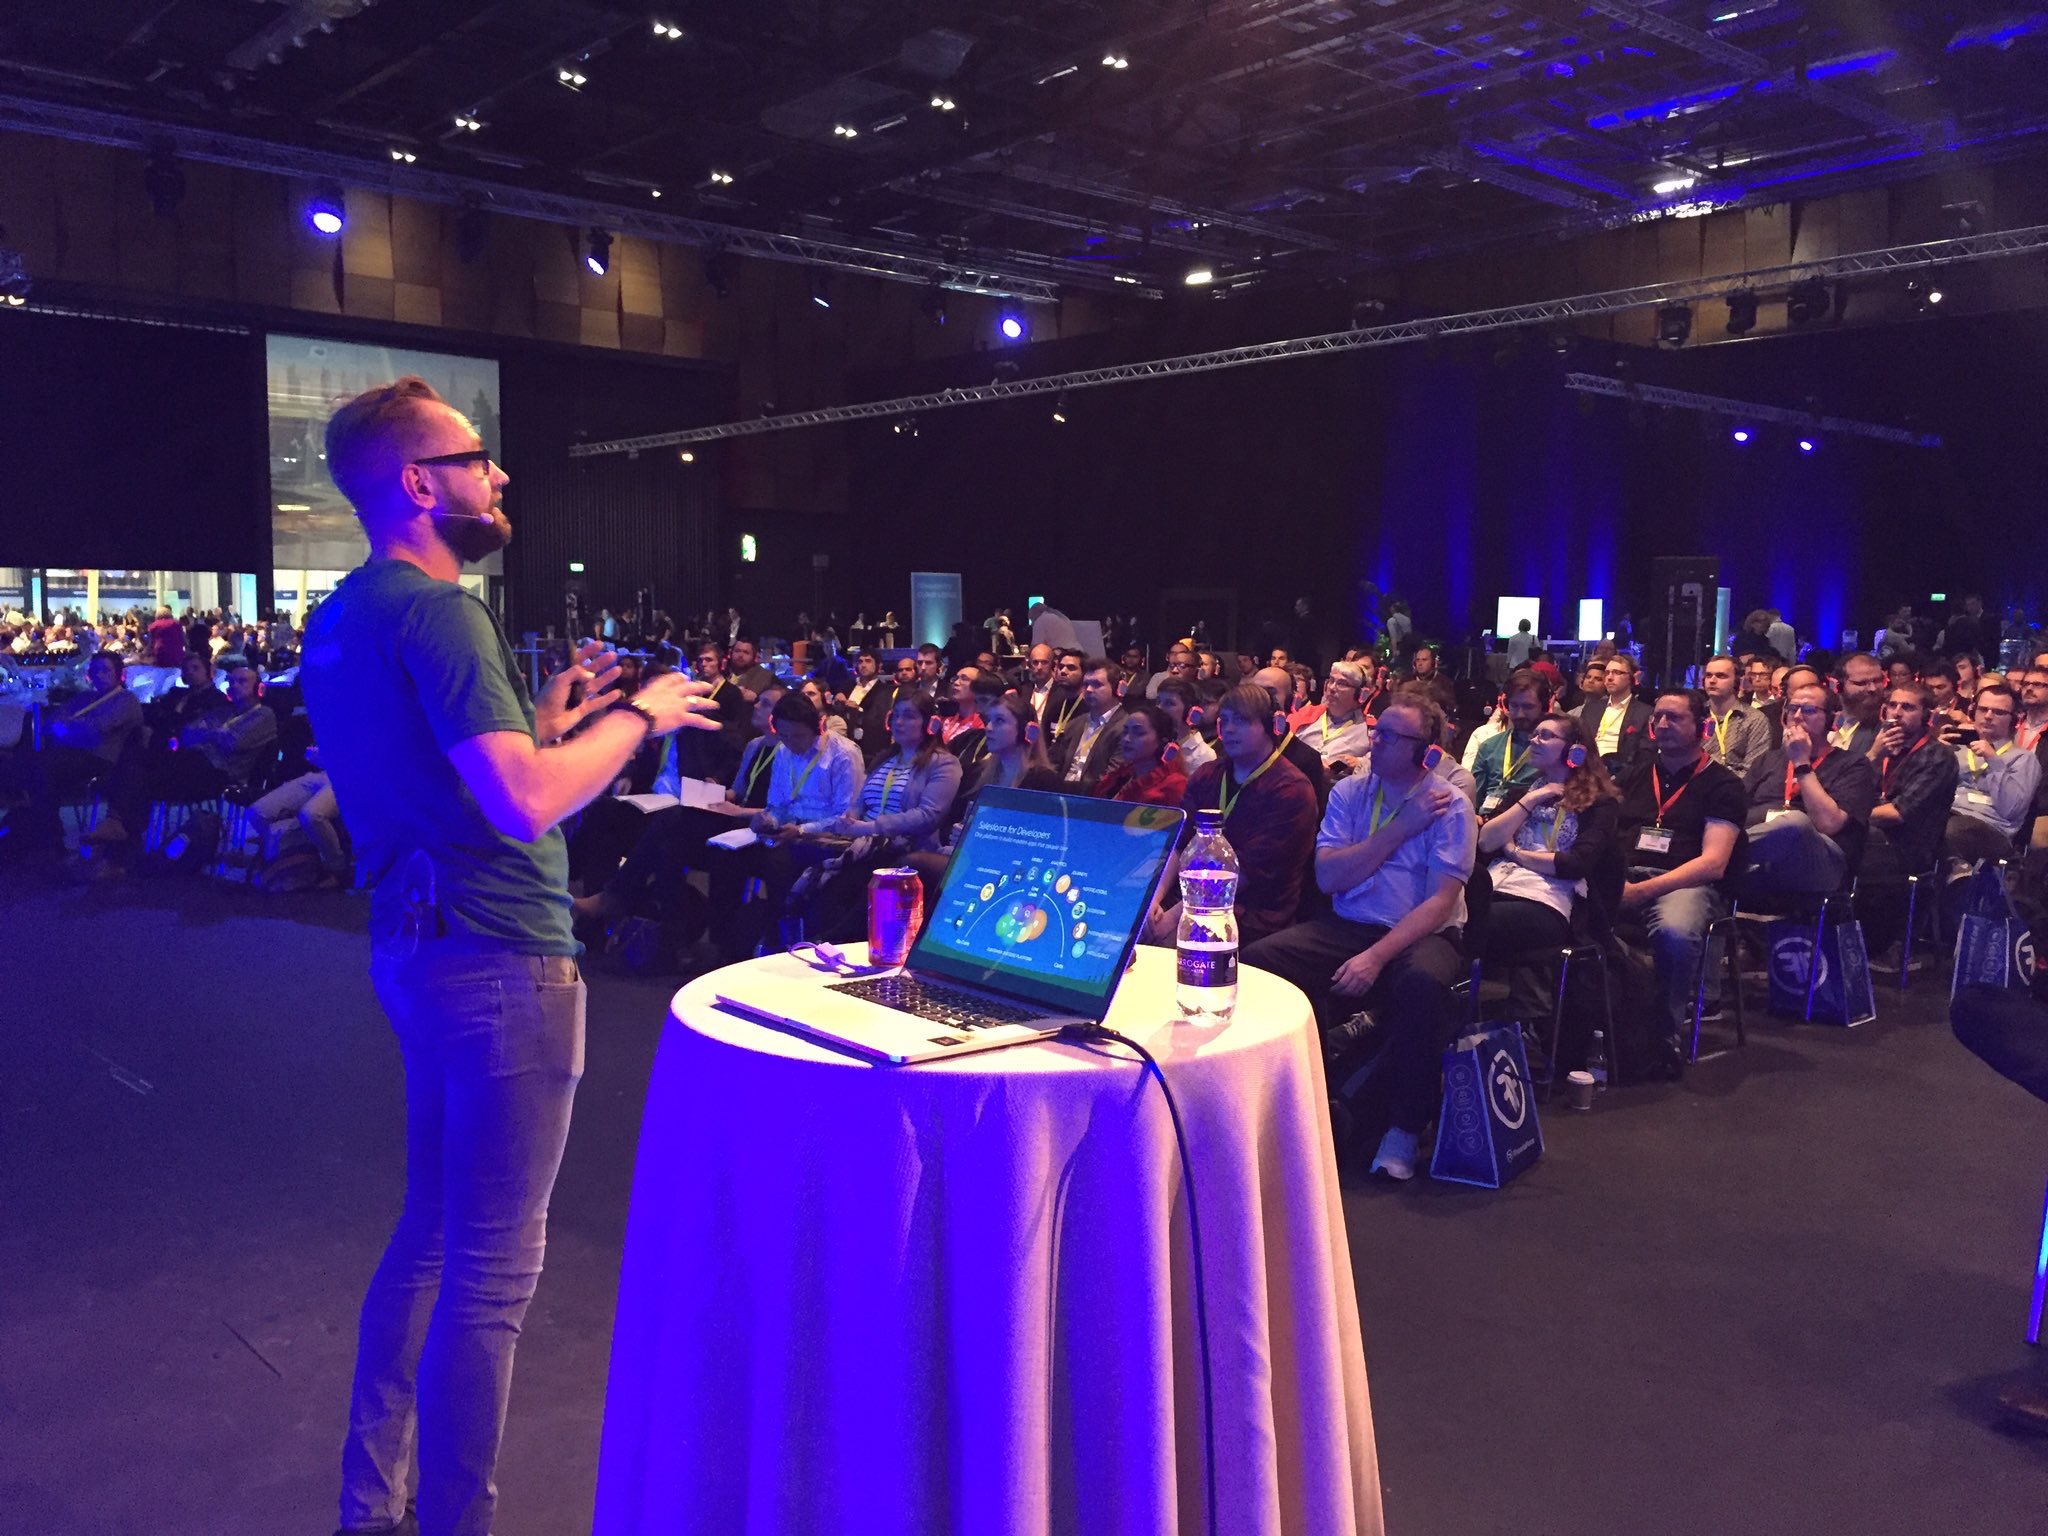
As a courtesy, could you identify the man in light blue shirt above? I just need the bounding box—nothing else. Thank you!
[1243,695,1476,1181]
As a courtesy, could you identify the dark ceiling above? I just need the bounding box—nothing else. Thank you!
[3,0,2045,299]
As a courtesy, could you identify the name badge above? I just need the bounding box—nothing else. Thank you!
[1763,808,1793,824]
[1636,826,1674,854]
[1962,788,1994,809]
[1479,793,1503,815]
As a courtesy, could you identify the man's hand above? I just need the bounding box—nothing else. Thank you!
[1396,777,1459,834]
[536,640,622,740]
[1782,720,1813,767]
[1873,723,1906,759]
[631,670,723,736]
[1331,947,1385,997]
[1619,879,1653,909]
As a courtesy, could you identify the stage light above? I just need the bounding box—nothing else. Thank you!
[930,95,956,111]
[557,66,589,90]
[832,123,859,138]
[653,21,684,40]
[1652,174,1697,196]
[388,147,417,164]
[306,186,346,235]
[1725,289,1758,335]
[1052,392,1068,424]
[678,450,695,463]
[649,187,662,198]
[144,151,186,217]
[999,313,1025,340]
[1731,428,1750,443]
[1786,278,1830,325]
[709,170,734,185]
[1184,266,1215,286]
[811,271,831,308]
[584,227,612,275]
[1927,287,1944,304]
[1102,52,1129,69]
[453,113,484,132]
[1798,438,1816,452]
[1656,304,1692,347]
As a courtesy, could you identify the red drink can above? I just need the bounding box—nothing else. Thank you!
[867,867,923,968]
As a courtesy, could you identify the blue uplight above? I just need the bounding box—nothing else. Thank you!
[1805,49,1896,81]
[999,313,1025,341]
[306,191,346,236]
[1798,438,1816,453]
[1732,428,1750,443]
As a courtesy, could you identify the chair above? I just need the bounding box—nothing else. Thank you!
[1735,887,1864,1024]
[1689,909,1748,1064]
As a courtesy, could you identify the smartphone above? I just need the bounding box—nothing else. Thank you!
[567,678,586,708]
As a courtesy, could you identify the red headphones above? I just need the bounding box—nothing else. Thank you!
[927,715,945,738]
[1162,739,1181,768]
[1272,710,1289,738]
[1566,744,1587,769]
[1421,742,1444,771]
[1184,705,1204,730]
[1023,719,1041,745]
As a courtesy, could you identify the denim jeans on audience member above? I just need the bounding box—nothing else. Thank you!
[341,946,585,1536]
[1627,872,1726,1042]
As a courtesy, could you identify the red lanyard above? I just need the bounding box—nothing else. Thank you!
[1649,753,1708,827]
[1783,746,1831,807]
[1878,732,1930,801]
[2018,718,2047,752]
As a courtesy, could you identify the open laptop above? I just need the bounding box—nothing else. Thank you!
[715,787,1185,1064]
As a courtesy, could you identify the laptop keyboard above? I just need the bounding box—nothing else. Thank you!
[832,974,1045,1031]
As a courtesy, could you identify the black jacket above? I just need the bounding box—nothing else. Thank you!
[1579,695,1653,768]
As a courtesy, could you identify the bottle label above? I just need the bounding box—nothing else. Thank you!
[1178,949,1238,989]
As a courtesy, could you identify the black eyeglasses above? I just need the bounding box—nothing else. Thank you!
[412,449,497,471]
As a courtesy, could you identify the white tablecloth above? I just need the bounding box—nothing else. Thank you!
[594,946,1382,1536]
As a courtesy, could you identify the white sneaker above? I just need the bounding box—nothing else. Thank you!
[1370,1127,1419,1182]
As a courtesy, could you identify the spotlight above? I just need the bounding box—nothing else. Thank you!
[388,147,417,164]
[1731,428,1750,443]
[649,187,662,198]
[1184,266,1215,286]
[143,151,185,217]
[1101,52,1129,69]
[709,169,734,185]
[832,123,859,138]
[1052,393,1068,424]
[1798,438,1816,453]
[1725,289,1757,335]
[1927,287,1944,304]
[1655,303,1692,347]
[930,95,956,111]
[999,313,1025,340]
[557,66,589,90]
[456,207,489,264]
[1786,278,1830,325]
[678,450,695,463]
[584,227,612,276]
[306,185,346,236]
[453,113,484,132]
[652,20,684,40]
[810,271,831,309]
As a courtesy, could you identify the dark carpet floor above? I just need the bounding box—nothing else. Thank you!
[5,871,2047,1536]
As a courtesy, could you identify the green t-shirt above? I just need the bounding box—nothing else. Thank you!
[301,559,575,955]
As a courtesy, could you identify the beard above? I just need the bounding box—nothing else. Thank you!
[432,506,512,565]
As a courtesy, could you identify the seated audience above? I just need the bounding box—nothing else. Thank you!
[1294,660,1376,775]
[1044,649,1088,744]
[1476,711,1622,1049]
[842,650,892,760]
[707,689,865,962]
[1053,658,1127,794]
[1612,689,1747,1067]
[1854,681,1962,960]
[147,653,231,739]
[94,661,278,848]
[0,651,144,854]
[1943,681,2039,869]
[1404,644,1457,719]
[1252,665,1332,810]
[1831,652,1887,756]
[1147,683,1319,949]
[1742,654,1777,707]
[1469,670,1546,816]
[1145,640,1196,700]
[1736,682,1879,898]
[1096,703,1189,806]
[1155,678,1216,775]
[1701,654,1771,781]
[1242,693,1477,1181]
[726,637,776,700]
[1582,655,1651,770]
[251,742,349,884]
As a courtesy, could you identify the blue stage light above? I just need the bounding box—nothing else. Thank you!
[1798,438,1815,453]
[1732,428,1750,443]
[306,188,346,236]
[999,313,1025,340]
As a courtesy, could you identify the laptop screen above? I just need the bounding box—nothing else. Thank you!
[908,787,1185,1018]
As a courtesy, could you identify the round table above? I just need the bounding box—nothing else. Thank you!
[593,946,1382,1536]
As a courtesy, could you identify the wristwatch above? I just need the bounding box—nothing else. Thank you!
[619,697,660,735]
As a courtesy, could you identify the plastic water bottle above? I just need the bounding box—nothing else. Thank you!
[1176,809,1240,1022]
[1587,1027,1610,1088]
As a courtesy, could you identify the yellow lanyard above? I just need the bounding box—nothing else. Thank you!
[1052,695,1080,738]
[1966,740,2013,775]
[1501,735,1530,780]
[744,743,777,799]
[878,759,908,811]
[1368,775,1426,835]
[785,748,824,802]
[1217,745,1283,821]
[1710,711,1733,755]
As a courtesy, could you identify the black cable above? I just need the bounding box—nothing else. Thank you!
[1069,1024,1217,1536]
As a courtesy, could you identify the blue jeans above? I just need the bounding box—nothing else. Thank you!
[341,947,585,1536]
[1625,872,1726,1043]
